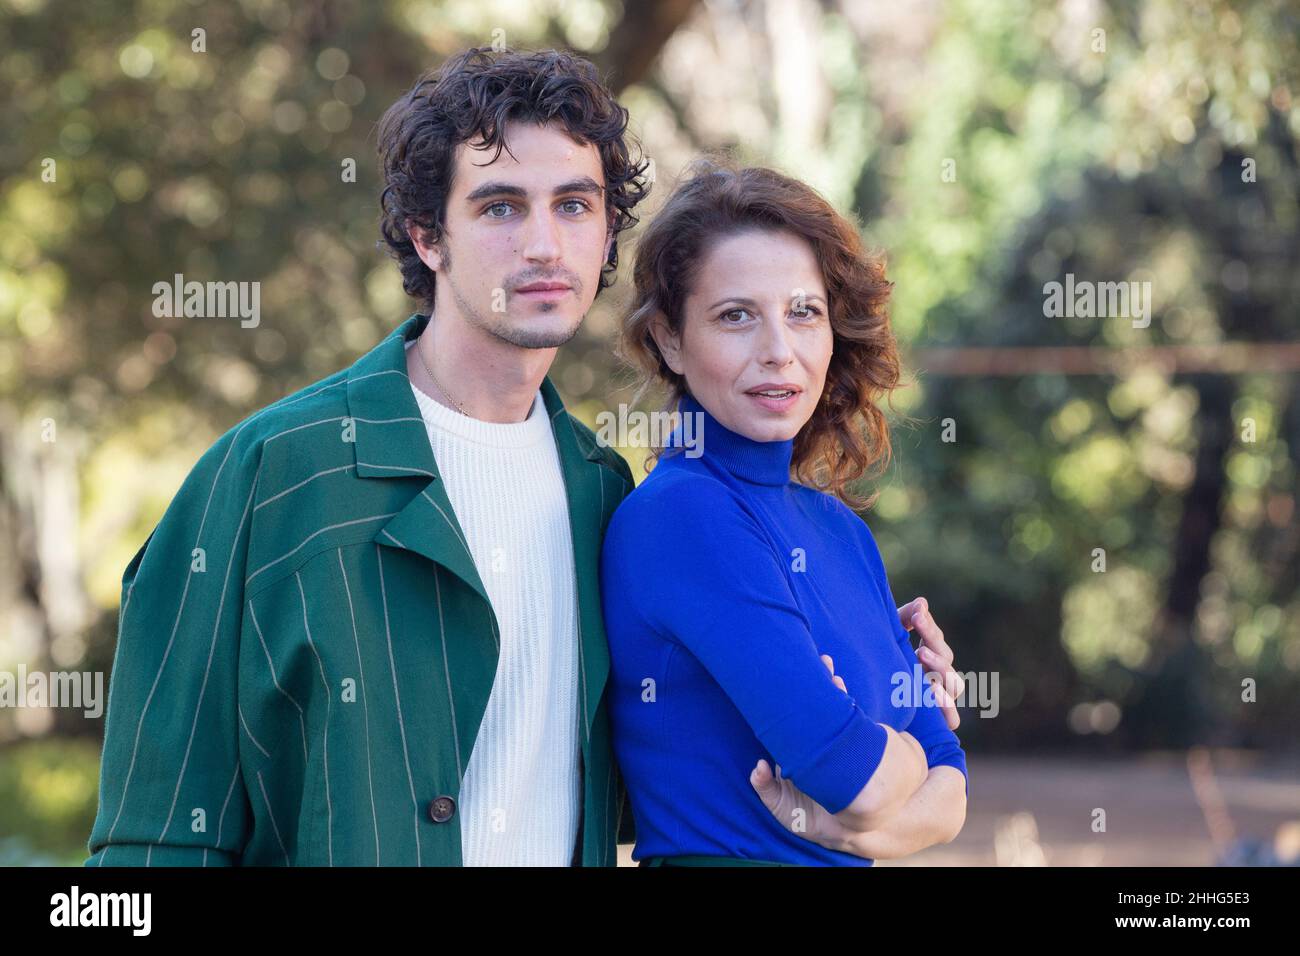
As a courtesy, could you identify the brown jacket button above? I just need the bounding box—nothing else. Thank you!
[428,796,456,823]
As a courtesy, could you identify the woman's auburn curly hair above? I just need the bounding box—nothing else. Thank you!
[620,158,903,511]
[376,46,650,311]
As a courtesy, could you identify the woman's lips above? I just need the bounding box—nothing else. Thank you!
[745,388,801,412]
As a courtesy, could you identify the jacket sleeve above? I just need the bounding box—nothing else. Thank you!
[602,475,890,815]
[85,424,262,866]
[605,447,637,842]
[602,448,637,846]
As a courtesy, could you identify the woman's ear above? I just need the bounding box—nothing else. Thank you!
[648,312,684,375]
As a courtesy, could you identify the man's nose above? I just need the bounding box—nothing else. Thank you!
[521,208,562,263]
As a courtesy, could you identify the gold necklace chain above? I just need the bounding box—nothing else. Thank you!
[416,336,467,417]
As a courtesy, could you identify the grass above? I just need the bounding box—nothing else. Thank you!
[0,737,102,866]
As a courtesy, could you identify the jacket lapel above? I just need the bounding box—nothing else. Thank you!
[539,376,613,749]
[344,313,614,748]
[345,313,491,610]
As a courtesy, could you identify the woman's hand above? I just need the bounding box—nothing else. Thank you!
[749,756,882,856]
[898,597,964,731]
[749,654,925,858]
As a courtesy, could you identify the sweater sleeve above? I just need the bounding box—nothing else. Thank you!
[892,621,969,796]
[855,516,970,798]
[602,474,889,815]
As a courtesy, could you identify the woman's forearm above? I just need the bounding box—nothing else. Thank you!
[833,725,930,831]
[842,765,967,859]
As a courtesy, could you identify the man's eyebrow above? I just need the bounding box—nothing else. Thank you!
[463,176,605,204]
[553,176,605,197]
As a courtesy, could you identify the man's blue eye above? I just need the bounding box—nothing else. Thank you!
[485,202,513,217]
[560,199,589,214]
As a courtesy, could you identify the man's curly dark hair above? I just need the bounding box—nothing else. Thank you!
[376,46,650,312]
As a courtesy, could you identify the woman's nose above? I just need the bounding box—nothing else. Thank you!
[757,317,795,366]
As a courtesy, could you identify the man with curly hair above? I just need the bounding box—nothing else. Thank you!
[86,46,649,867]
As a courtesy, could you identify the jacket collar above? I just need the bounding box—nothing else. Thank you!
[344,312,612,745]
[345,313,606,476]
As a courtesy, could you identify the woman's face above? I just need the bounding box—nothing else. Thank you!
[654,228,834,443]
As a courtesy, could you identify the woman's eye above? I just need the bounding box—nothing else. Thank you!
[791,304,822,320]
[720,308,751,324]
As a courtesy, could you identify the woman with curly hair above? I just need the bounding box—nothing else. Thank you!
[600,159,970,866]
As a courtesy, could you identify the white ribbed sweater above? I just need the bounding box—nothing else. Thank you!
[405,341,580,866]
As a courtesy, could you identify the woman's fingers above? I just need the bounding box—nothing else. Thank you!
[897,596,929,631]
[939,696,960,731]
[925,671,962,730]
[901,597,955,667]
[751,761,818,838]
[920,647,965,699]
[821,653,848,693]
[751,760,858,852]
[750,760,801,824]
[905,597,961,730]
[918,644,964,724]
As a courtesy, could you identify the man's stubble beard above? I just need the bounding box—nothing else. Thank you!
[440,242,586,350]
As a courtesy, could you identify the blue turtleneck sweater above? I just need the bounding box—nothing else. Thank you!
[600,392,968,865]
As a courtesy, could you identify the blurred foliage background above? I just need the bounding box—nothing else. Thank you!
[0,0,1296,865]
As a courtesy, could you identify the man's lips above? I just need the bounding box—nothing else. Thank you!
[514,282,572,300]
[515,282,572,294]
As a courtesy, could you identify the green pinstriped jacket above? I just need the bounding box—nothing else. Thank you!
[85,312,637,866]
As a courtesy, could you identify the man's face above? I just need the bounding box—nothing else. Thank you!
[413,120,613,349]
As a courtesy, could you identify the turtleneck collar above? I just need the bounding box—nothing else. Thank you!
[668,391,794,487]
